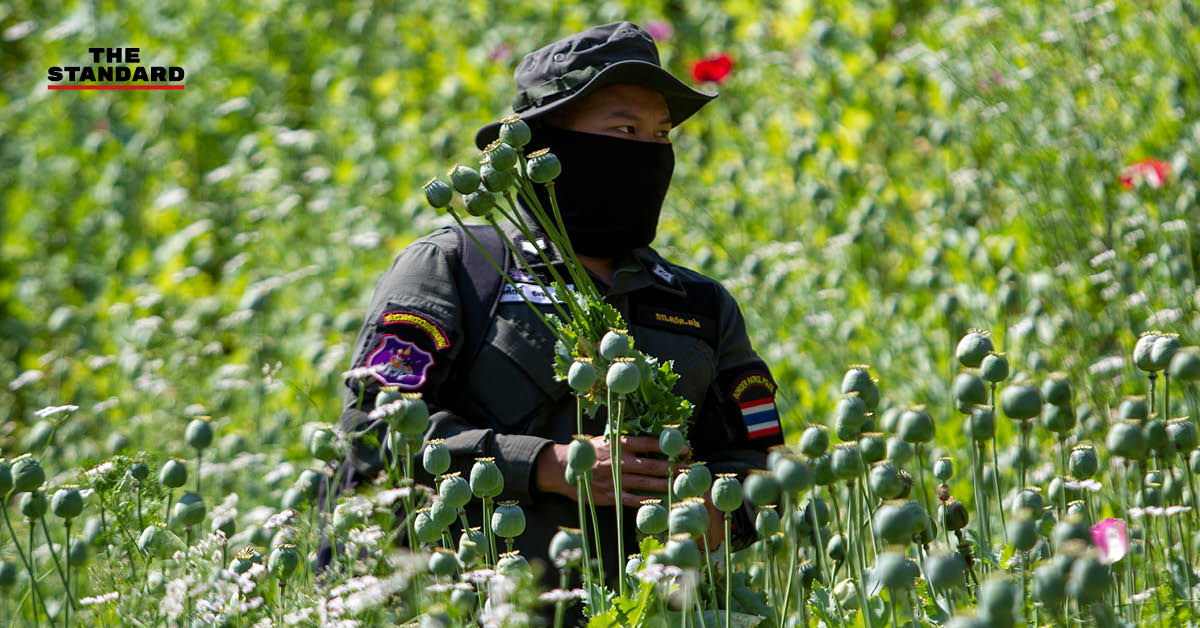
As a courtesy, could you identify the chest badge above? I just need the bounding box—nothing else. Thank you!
[367,334,435,390]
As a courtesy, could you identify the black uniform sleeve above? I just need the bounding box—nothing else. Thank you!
[338,229,552,504]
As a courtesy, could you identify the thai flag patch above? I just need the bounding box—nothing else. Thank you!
[740,397,781,439]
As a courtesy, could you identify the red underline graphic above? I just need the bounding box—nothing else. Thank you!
[48,84,185,90]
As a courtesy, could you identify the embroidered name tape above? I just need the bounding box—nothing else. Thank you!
[366,334,435,390]
[380,310,450,350]
[500,282,574,305]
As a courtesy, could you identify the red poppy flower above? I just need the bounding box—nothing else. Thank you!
[1120,158,1171,189]
[690,53,734,84]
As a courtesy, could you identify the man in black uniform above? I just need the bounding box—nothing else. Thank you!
[339,21,785,586]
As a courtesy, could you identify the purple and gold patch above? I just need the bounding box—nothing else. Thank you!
[367,334,435,390]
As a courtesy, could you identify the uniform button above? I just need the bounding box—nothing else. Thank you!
[553,53,566,62]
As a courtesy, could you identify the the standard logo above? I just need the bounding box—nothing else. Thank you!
[48,47,185,90]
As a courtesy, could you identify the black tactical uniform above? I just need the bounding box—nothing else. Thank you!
[338,219,785,583]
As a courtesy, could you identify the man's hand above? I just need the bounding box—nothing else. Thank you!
[535,435,688,508]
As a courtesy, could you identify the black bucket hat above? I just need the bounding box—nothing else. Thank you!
[474,21,718,150]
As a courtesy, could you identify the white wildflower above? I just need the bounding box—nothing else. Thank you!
[264,462,295,486]
[375,487,412,508]
[1101,283,1121,301]
[1040,30,1062,43]
[1167,506,1192,517]
[34,404,77,418]
[1081,479,1103,493]
[342,363,386,380]
[161,576,192,619]
[1148,309,1183,326]
[1125,291,1148,308]
[462,568,496,584]
[262,509,296,531]
[480,602,527,628]
[539,588,585,603]
[93,397,119,413]
[368,400,405,421]
[237,563,265,594]
[1088,356,1125,377]
[284,608,314,625]
[1130,589,1155,603]
[348,525,385,551]
[79,591,120,605]
[1127,507,1144,518]
[84,461,115,480]
[1163,219,1189,233]
[1089,249,1116,267]
[251,617,274,628]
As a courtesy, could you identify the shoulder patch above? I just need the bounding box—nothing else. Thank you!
[651,263,675,284]
[366,334,435,389]
[729,371,780,440]
[380,310,450,350]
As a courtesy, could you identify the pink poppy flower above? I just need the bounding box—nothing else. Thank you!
[1091,518,1128,564]
[1120,158,1171,189]
[644,20,674,42]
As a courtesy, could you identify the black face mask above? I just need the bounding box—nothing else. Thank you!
[518,124,675,258]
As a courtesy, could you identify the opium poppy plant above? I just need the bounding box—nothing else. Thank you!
[1120,158,1170,189]
[690,53,733,84]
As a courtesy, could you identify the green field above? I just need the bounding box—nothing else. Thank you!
[2,0,1199,625]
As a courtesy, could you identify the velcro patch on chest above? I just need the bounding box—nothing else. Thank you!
[729,371,780,439]
[380,310,451,350]
[499,281,573,305]
[633,306,716,345]
[365,335,435,390]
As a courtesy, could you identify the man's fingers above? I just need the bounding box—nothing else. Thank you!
[620,435,690,457]
[619,473,670,493]
[621,455,671,476]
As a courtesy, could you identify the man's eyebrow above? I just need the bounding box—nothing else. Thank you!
[606,109,672,125]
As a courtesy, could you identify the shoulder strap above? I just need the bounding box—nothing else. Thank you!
[451,223,510,367]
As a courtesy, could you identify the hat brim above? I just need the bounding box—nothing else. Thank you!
[474,59,717,150]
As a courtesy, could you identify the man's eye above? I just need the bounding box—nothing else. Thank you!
[616,125,636,134]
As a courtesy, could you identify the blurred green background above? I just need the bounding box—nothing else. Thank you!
[1,0,1198,470]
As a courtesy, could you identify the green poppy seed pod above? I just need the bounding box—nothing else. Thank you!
[414,510,443,544]
[875,550,918,590]
[422,440,451,477]
[1169,347,1200,380]
[51,487,84,520]
[278,490,307,516]
[668,499,709,538]
[1151,334,1182,372]
[0,560,16,588]
[566,436,596,474]
[213,515,236,539]
[423,178,454,209]
[11,455,45,492]
[159,459,188,489]
[1012,488,1045,515]
[139,524,185,559]
[658,425,685,459]
[743,471,780,507]
[606,359,641,395]
[1066,555,1110,603]
[835,394,868,430]
[599,330,632,360]
[429,498,457,529]
[376,388,404,407]
[712,474,743,512]
[447,165,481,195]
[82,517,103,545]
[1144,418,1169,453]
[1107,420,1146,460]
[1069,445,1098,479]
[1168,418,1199,452]
[978,576,1021,625]
[858,432,886,463]
[953,373,988,411]
[755,508,781,537]
[956,331,994,368]
[1041,373,1072,407]
[107,432,129,454]
[663,534,702,569]
[1008,510,1038,551]
[549,527,584,565]
[811,453,836,486]
[831,444,864,480]
[826,533,845,563]
[772,455,813,495]
[130,461,150,482]
[897,406,935,443]
[464,190,496,217]
[869,463,904,499]
[1001,384,1042,420]
[1034,561,1068,610]
[896,469,915,499]
[469,458,503,498]
[428,547,460,578]
[19,490,47,519]
[685,463,712,496]
[485,141,518,171]
[185,418,214,450]
[68,537,89,567]
[268,544,300,580]
[625,554,643,576]
[307,428,338,462]
[980,352,1010,383]
[672,471,697,499]
[636,500,668,535]
[438,473,472,508]
[457,528,484,566]
[925,552,967,589]
[395,394,431,435]
[902,501,930,538]
[0,460,12,497]
[296,469,322,500]
[799,426,830,458]
[1041,403,1076,434]
[498,115,531,149]
[933,456,954,481]
[1118,396,1149,421]
[834,413,863,442]
[567,359,597,393]
[171,491,206,528]
[1037,509,1059,538]
[497,551,530,578]
[940,499,969,531]
[1134,332,1161,372]
[874,503,911,544]
[1052,515,1091,546]
[491,501,525,539]
[886,436,914,464]
[966,405,996,441]
[526,148,562,183]
[841,366,879,411]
